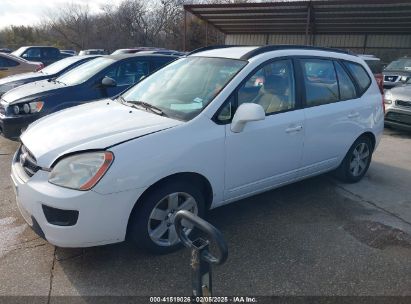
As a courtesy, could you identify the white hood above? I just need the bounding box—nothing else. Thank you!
[21,99,183,167]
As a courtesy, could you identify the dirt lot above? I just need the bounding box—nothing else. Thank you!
[0,128,410,301]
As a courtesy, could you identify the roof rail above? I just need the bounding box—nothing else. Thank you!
[187,45,246,56]
[240,45,357,60]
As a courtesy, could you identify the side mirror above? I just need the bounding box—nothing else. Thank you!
[101,76,116,87]
[22,54,28,58]
[231,103,265,133]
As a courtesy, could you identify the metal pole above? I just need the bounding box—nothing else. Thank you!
[191,240,212,297]
[184,10,187,51]
[305,3,312,45]
[205,21,208,47]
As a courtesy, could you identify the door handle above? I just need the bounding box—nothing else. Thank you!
[285,125,303,133]
[347,112,360,119]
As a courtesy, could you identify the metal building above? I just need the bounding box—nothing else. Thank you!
[184,0,411,62]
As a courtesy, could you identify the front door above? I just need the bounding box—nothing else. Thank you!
[223,59,305,201]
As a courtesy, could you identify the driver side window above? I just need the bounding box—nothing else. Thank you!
[238,59,296,115]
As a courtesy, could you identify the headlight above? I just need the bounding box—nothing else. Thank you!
[383,91,393,104]
[49,152,114,190]
[401,76,408,82]
[11,101,44,115]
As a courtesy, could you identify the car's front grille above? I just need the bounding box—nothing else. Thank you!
[18,145,40,177]
[386,112,411,125]
[384,75,400,82]
[396,100,411,108]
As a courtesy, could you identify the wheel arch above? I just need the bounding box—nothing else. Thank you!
[358,131,376,152]
[126,171,214,238]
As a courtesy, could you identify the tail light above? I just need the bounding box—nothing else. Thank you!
[375,73,384,94]
[35,63,44,72]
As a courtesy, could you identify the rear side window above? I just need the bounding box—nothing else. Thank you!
[0,57,19,67]
[335,62,357,100]
[344,61,371,94]
[301,59,339,107]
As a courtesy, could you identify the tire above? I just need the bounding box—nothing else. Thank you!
[128,179,206,254]
[334,136,373,183]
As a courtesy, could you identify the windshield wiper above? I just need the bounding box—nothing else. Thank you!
[123,98,167,117]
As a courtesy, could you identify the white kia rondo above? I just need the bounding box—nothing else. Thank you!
[11,46,384,252]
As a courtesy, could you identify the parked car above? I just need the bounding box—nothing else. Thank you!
[383,56,411,89]
[0,48,12,54]
[59,52,75,59]
[11,46,61,66]
[139,50,187,57]
[359,54,383,93]
[0,55,100,97]
[78,49,108,56]
[384,82,411,130]
[61,50,77,56]
[0,54,177,139]
[9,46,384,252]
[111,47,163,55]
[0,53,43,79]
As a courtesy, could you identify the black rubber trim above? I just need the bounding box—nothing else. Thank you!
[31,216,46,240]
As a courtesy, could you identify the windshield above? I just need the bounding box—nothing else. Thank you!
[385,58,411,71]
[41,56,83,75]
[57,57,114,86]
[122,57,247,121]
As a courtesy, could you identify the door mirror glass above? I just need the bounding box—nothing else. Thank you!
[101,76,117,87]
[22,53,28,58]
[231,103,265,133]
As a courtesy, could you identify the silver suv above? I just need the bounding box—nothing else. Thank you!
[383,57,411,89]
[384,82,411,130]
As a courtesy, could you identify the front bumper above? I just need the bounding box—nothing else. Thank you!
[384,107,411,131]
[0,113,39,139]
[11,151,145,247]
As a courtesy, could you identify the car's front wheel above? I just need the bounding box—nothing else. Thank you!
[335,136,373,183]
[129,179,205,253]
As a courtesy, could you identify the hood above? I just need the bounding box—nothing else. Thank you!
[1,79,64,104]
[21,99,183,167]
[0,72,40,85]
[388,85,411,100]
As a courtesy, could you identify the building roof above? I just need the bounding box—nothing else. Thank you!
[184,0,411,35]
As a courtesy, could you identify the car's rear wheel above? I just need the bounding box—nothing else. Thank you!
[335,136,373,183]
[129,179,205,254]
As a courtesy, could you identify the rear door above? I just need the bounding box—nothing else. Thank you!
[298,57,372,178]
[0,56,20,78]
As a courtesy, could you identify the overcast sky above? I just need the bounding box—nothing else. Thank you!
[0,0,124,29]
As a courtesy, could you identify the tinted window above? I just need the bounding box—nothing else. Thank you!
[0,56,18,67]
[364,59,382,74]
[42,48,59,59]
[344,61,371,94]
[335,62,357,100]
[105,60,150,86]
[385,58,411,71]
[25,48,41,59]
[301,59,338,106]
[238,59,295,115]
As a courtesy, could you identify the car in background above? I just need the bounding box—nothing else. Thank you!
[359,54,383,93]
[0,53,43,79]
[9,46,383,251]
[0,48,12,54]
[0,55,100,97]
[383,56,411,89]
[59,52,75,59]
[111,47,163,55]
[79,49,108,56]
[383,81,411,130]
[0,54,177,139]
[12,46,61,66]
[61,50,77,56]
[139,50,187,57]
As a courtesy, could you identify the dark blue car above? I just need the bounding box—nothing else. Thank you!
[0,55,100,97]
[0,54,177,139]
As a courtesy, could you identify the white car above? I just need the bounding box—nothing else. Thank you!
[11,46,384,253]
